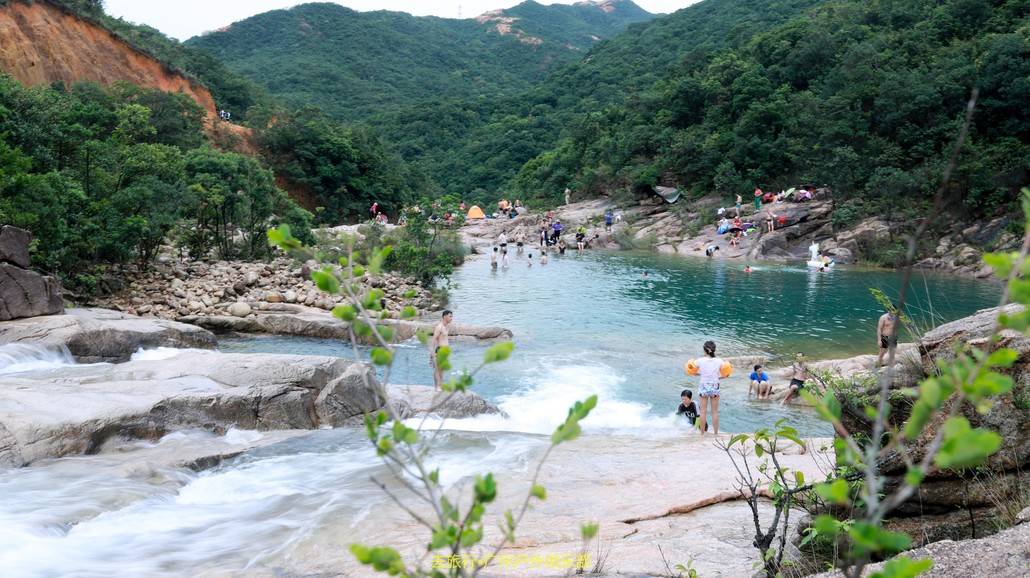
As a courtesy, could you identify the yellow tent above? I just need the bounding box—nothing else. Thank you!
[466,205,486,219]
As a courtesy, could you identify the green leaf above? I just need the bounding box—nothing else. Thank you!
[815,479,850,505]
[474,473,497,503]
[459,526,483,547]
[982,252,1013,279]
[869,556,933,578]
[311,269,340,294]
[350,544,405,575]
[353,321,372,338]
[794,470,805,487]
[580,521,599,540]
[332,304,357,321]
[904,402,932,441]
[370,347,393,366]
[967,371,1014,398]
[812,514,844,536]
[849,522,911,556]
[379,325,396,342]
[435,346,452,371]
[530,484,547,500]
[904,467,925,488]
[935,417,1002,470]
[416,329,430,345]
[483,341,515,363]
[986,348,1019,368]
[403,289,417,299]
[754,444,765,458]
[428,469,439,485]
[728,433,749,447]
[401,306,417,319]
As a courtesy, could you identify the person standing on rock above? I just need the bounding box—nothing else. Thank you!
[605,209,614,232]
[754,187,763,212]
[684,340,731,437]
[877,308,899,367]
[565,187,572,205]
[430,310,453,390]
[735,194,742,216]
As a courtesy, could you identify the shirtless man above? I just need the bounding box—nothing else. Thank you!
[782,352,808,405]
[430,310,453,389]
[877,308,898,367]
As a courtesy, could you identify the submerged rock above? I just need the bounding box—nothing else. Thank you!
[0,307,216,363]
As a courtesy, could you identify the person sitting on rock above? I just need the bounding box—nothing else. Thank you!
[749,364,771,399]
[782,353,808,405]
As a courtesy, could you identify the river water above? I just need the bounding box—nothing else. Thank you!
[0,252,1000,577]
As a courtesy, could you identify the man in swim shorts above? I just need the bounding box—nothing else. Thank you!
[429,310,453,389]
[782,352,808,405]
[877,308,899,367]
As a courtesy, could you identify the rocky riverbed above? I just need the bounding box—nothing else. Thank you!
[89,257,436,322]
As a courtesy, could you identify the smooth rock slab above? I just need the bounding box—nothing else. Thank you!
[0,350,381,467]
[0,307,216,362]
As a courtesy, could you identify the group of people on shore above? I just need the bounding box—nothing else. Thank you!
[489,211,613,270]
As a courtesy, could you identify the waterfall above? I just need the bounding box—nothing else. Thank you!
[0,343,76,375]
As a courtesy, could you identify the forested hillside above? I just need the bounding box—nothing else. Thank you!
[0,0,432,293]
[367,0,823,200]
[512,0,1030,221]
[186,0,653,121]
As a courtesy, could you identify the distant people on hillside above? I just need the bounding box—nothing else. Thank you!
[754,187,763,211]
[370,201,379,219]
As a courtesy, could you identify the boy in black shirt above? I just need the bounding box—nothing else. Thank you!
[677,389,700,426]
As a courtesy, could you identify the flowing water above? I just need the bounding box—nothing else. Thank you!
[0,252,1001,577]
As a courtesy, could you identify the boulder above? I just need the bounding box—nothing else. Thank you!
[0,350,382,467]
[0,307,216,363]
[227,302,252,318]
[388,384,501,419]
[0,225,31,268]
[0,262,63,320]
[810,520,1030,578]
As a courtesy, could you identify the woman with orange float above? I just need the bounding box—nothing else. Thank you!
[684,340,732,437]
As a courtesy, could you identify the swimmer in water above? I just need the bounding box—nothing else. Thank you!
[744,264,752,273]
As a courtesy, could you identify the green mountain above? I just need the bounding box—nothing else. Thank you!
[366,0,826,199]
[185,0,654,120]
[510,0,1030,219]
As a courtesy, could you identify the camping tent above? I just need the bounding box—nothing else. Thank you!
[466,205,486,219]
[654,186,682,204]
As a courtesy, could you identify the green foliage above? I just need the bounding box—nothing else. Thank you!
[0,75,310,290]
[509,0,1028,212]
[187,1,652,122]
[255,107,426,224]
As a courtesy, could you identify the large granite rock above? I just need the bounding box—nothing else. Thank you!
[810,517,1030,577]
[0,225,31,268]
[0,350,382,467]
[181,306,514,343]
[828,305,1030,547]
[0,225,63,321]
[387,384,501,419]
[0,307,216,362]
[0,262,63,321]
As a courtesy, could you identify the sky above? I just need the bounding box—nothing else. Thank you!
[103,0,700,41]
